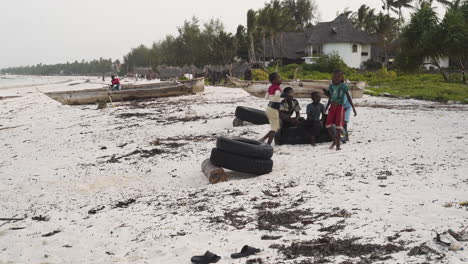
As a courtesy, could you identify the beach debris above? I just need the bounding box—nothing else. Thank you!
[270,235,404,261]
[261,235,282,240]
[88,205,105,215]
[253,202,280,210]
[318,219,346,233]
[169,231,186,237]
[0,217,25,221]
[114,198,136,208]
[42,230,61,237]
[408,243,444,259]
[262,190,279,198]
[9,227,26,230]
[99,146,107,150]
[246,258,264,264]
[107,148,166,163]
[435,232,464,251]
[208,207,250,230]
[201,159,228,184]
[448,227,468,241]
[96,101,107,109]
[32,215,50,222]
[232,117,243,127]
[377,175,388,180]
[117,142,128,148]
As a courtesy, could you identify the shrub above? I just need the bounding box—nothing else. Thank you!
[362,58,382,70]
[302,53,350,73]
[251,69,269,80]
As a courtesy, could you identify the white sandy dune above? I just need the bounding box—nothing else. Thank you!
[0,79,467,264]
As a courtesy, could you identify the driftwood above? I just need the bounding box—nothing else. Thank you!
[0,217,25,221]
[202,159,228,184]
[233,117,244,127]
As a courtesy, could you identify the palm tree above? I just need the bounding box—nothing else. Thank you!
[247,9,257,62]
[374,12,399,66]
[381,0,398,15]
[394,0,414,29]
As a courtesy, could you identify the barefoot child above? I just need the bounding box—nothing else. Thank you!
[302,92,326,146]
[260,72,282,145]
[325,70,356,150]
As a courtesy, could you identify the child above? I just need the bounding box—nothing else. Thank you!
[325,70,357,150]
[279,87,301,128]
[303,92,326,146]
[260,72,282,145]
[342,94,352,142]
[110,75,121,91]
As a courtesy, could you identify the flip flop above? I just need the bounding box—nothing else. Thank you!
[191,251,221,264]
[231,245,261,259]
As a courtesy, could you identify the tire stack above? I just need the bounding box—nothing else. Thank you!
[234,106,269,125]
[210,136,273,175]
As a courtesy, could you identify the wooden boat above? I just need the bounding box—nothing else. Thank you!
[43,78,205,105]
[227,76,365,98]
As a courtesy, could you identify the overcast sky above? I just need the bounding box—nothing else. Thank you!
[0,0,447,69]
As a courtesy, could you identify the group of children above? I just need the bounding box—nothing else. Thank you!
[259,70,357,150]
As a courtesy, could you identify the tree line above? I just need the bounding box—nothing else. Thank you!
[121,0,317,73]
[1,58,120,76]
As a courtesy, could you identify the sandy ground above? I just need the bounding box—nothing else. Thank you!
[0,78,467,264]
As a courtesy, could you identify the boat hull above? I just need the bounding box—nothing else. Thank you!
[227,76,365,99]
[44,78,204,105]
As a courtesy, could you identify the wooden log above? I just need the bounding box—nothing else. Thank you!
[232,117,244,127]
[202,159,228,184]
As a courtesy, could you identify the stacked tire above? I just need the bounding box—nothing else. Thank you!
[210,136,273,175]
[234,106,269,125]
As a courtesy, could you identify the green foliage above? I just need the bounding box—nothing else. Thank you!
[303,53,349,73]
[121,17,238,74]
[251,69,269,80]
[362,58,383,70]
[396,4,441,73]
[179,76,189,80]
[366,75,468,103]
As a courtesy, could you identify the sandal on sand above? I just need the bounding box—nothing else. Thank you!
[191,251,221,264]
[231,245,261,258]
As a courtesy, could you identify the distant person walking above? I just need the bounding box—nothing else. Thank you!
[110,75,121,91]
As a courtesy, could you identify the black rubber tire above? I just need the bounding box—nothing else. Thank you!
[275,127,332,145]
[235,106,268,125]
[210,148,273,175]
[216,136,273,160]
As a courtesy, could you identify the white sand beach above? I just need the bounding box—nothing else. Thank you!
[0,78,467,263]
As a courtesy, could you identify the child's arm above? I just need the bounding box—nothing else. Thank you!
[325,100,331,112]
[295,110,301,119]
[346,91,357,116]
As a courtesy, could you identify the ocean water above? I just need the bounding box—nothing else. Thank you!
[0,75,43,85]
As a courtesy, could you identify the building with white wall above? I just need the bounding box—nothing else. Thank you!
[303,15,374,69]
[260,15,375,69]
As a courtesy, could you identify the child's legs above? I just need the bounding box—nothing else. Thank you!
[263,106,280,144]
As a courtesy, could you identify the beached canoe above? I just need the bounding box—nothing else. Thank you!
[43,78,205,105]
[227,76,365,99]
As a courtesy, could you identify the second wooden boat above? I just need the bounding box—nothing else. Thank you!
[227,76,365,98]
